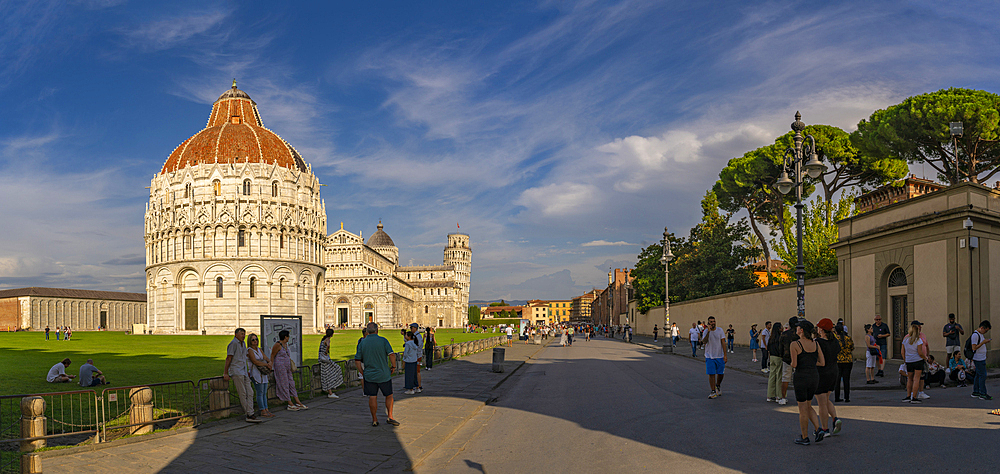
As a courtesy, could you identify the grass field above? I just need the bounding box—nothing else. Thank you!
[0,329,497,396]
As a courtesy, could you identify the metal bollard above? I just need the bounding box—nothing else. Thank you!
[492,347,505,373]
[20,396,45,452]
[129,387,154,435]
[208,378,231,418]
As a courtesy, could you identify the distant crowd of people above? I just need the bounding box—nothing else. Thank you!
[44,325,73,341]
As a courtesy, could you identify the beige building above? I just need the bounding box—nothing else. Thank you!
[0,287,146,331]
[145,83,471,334]
[526,300,549,325]
[570,290,597,322]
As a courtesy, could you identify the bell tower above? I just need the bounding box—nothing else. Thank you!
[444,233,471,310]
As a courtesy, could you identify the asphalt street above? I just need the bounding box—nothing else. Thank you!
[418,336,1000,473]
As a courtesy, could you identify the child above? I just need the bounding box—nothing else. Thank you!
[403,331,422,395]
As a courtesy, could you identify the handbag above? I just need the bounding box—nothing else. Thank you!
[256,363,273,376]
[868,347,879,356]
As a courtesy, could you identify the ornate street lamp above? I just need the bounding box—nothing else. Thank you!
[776,112,827,318]
[608,267,614,327]
[659,226,674,343]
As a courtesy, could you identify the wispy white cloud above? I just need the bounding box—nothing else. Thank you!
[122,10,230,51]
[582,240,636,247]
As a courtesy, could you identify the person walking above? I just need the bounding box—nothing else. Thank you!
[45,326,50,340]
[726,325,735,353]
[653,325,659,343]
[864,324,880,384]
[247,333,274,418]
[355,322,399,426]
[66,327,72,341]
[424,327,436,370]
[760,321,772,372]
[833,321,855,403]
[271,330,308,411]
[749,324,760,362]
[789,319,824,445]
[872,315,890,377]
[766,322,783,402]
[689,323,700,357]
[319,329,344,399]
[701,316,727,398]
[815,319,841,437]
[223,328,262,423]
[943,313,964,358]
[560,327,569,346]
[409,323,424,392]
[778,317,799,405]
[901,321,927,404]
[402,331,421,395]
[55,326,61,341]
[671,323,679,347]
[970,320,992,400]
[505,325,514,347]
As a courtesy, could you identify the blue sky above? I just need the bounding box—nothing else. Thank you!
[2,0,999,300]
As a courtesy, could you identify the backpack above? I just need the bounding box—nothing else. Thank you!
[964,333,977,361]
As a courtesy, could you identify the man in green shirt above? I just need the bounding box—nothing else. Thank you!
[355,322,399,427]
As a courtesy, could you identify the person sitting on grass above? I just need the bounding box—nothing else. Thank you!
[78,359,109,386]
[46,358,76,383]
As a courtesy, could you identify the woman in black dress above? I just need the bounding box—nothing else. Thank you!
[789,319,825,445]
[815,318,841,437]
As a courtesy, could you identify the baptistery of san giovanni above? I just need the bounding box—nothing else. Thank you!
[145,83,470,334]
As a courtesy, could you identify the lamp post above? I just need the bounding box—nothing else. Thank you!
[607,267,613,327]
[950,122,963,184]
[964,217,975,323]
[659,226,674,343]
[775,112,827,319]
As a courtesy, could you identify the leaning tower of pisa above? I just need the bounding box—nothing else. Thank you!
[443,233,472,313]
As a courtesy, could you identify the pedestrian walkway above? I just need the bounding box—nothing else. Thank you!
[42,340,549,473]
[612,332,997,391]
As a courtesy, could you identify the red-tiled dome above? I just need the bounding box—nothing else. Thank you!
[161,84,307,173]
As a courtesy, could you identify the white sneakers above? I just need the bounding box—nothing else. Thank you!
[777,398,787,405]
[327,393,339,399]
[917,392,930,399]
[404,389,415,395]
[708,391,719,399]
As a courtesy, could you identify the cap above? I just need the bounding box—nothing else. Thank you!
[911,320,923,326]
[817,318,835,331]
[409,323,419,328]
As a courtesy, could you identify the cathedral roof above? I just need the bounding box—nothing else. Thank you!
[366,222,395,248]
[160,82,308,174]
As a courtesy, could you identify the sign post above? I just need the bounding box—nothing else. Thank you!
[260,315,303,368]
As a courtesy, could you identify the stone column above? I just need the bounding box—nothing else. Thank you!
[20,396,45,452]
[128,387,154,435]
[234,280,241,330]
[208,378,231,418]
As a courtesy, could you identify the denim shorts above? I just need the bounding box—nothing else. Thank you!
[706,358,725,375]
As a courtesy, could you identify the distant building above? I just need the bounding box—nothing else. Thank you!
[591,268,632,326]
[481,305,524,319]
[547,300,572,324]
[0,287,146,331]
[525,300,549,325]
[855,175,945,214]
[751,259,788,287]
[570,290,598,322]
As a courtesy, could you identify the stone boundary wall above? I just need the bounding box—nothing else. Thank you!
[635,276,839,349]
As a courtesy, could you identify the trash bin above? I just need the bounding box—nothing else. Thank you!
[492,347,505,373]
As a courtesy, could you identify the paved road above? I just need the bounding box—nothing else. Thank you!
[418,337,1000,473]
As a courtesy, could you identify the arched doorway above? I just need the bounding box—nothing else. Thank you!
[337,297,349,326]
[887,267,908,359]
[364,302,374,323]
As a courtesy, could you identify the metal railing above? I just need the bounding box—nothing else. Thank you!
[1,335,507,473]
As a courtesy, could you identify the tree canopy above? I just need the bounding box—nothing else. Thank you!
[852,88,1000,184]
[771,193,856,280]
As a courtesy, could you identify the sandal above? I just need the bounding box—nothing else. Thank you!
[990,409,1000,416]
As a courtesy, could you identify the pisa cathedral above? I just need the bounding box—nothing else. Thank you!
[144,83,470,334]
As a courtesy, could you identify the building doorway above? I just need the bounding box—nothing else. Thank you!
[364,302,374,323]
[887,268,908,360]
[338,307,348,326]
[100,311,107,329]
[184,298,199,331]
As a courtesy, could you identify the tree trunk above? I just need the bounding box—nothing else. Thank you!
[747,213,772,286]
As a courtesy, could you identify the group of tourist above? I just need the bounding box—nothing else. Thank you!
[44,325,72,341]
[222,320,439,425]
[46,357,110,386]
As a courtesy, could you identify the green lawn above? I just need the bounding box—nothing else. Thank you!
[0,330,497,397]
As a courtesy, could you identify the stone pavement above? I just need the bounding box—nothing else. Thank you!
[613,331,997,393]
[41,338,550,473]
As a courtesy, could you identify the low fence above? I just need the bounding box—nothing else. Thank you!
[0,336,506,474]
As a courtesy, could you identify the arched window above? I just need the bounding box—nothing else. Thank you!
[279,278,284,298]
[243,179,251,195]
[184,183,192,198]
[238,227,246,247]
[425,305,429,314]
[279,233,284,248]
[216,277,223,298]
[888,268,907,287]
[272,181,278,197]
[212,180,221,196]
[249,277,256,298]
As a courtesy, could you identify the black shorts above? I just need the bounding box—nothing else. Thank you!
[793,371,819,402]
[363,380,393,397]
[816,369,838,394]
[905,361,926,373]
